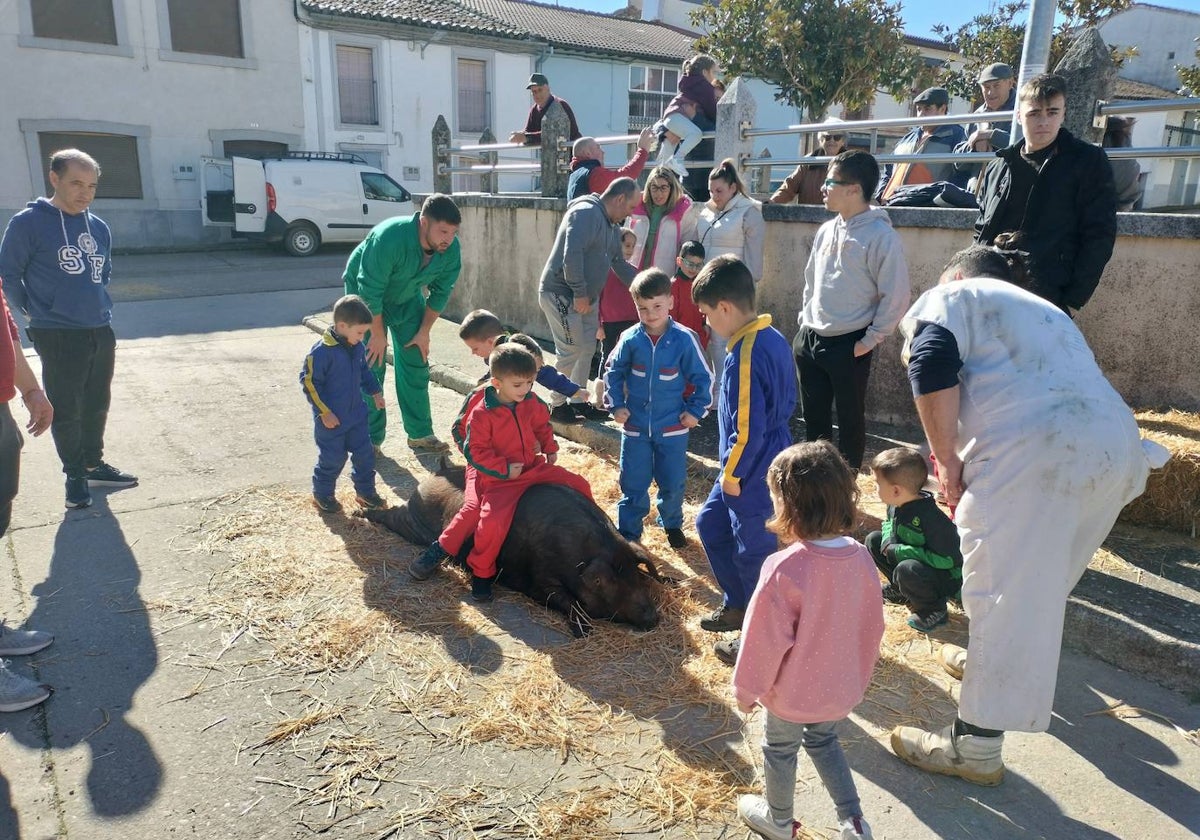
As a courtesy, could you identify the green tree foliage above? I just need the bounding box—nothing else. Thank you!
[933,0,1136,102]
[1178,39,1200,94]
[692,0,924,120]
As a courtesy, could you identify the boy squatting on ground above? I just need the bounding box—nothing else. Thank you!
[300,295,387,514]
[866,447,963,633]
[410,344,593,602]
[603,268,712,548]
[692,256,798,665]
[733,442,883,840]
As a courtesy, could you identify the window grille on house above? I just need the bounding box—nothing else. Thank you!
[337,45,379,126]
[457,58,490,134]
[32,0,117,44]
[166,0,244,58]
[37,131,143,199]
[628,64,679,131]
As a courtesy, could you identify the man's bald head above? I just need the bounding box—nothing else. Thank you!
[572,137,601,161]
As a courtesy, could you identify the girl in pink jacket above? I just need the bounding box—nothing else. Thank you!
[732,441,884,840]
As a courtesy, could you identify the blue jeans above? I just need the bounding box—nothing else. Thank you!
[762,714,863,824]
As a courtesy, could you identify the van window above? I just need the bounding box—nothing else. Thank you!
[361,172,411,203]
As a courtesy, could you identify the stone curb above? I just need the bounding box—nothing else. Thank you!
[301,315,1199,696]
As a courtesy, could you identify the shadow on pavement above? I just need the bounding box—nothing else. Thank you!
[7,487,162,818]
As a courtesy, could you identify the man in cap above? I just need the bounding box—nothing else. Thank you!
[878,87,967,202]
[953,63,1018,186]
[508,73,582,147]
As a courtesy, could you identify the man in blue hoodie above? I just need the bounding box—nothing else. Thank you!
[0,149,136,509]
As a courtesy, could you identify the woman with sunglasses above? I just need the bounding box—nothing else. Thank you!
[627,166,699,275]
[770,129,848,205]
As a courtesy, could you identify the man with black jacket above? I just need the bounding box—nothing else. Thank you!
[974,74,1116,314]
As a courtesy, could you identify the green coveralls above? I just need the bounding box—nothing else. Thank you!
[343,212,462,444]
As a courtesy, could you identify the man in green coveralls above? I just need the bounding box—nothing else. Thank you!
[343,194,462,453]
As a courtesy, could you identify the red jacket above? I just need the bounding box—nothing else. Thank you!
[461,387,557,484]
[0,283,19,403]
[671,271,708,349]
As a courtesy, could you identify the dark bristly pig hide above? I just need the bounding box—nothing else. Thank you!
[362,461,664,637]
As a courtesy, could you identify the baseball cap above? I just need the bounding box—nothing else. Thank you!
[526,73,550,89]
[978,63,1013,83]
[913,87,949,107]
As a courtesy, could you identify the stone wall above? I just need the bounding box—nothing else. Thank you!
[444,195,1200,426]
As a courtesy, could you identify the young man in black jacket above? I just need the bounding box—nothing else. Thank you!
[974,74,1117,315]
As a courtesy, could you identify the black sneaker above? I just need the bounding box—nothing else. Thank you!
[85,461,138,487]
[313,494,342,513]
[574,403,610,422]
[355,491,386,510]
[699,605,745,632]
[549,404,584,424]
[665,527,687,548]
[471,574,495,603]
[65,476,92,509]
[881,583,907,605]
[410,541,447,581]
[714,637,740,666]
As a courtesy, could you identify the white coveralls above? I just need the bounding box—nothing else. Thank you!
[901,278,1163,732]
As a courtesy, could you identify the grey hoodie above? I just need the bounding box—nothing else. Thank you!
[538,195,635,301]
[800,207,910,350]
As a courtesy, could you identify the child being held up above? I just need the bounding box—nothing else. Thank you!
[866,447,963,632]
[733,441,883,840]
[410,344,593,602]
[300,294,387,513]
[604,268,712,548]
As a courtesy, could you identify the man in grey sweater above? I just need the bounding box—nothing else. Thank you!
[538,178,640,422]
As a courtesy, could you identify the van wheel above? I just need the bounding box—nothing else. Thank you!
[283,222,320,257]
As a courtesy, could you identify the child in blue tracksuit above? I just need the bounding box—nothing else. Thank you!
[300,295,386,513]
[457,308,589,406]
[604,269,712,547]
[692,256,798,664]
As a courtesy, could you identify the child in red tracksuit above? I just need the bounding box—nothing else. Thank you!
[409,344,592,602]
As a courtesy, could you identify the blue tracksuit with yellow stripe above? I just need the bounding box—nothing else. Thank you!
[604,319,713,540]
[300,327,382,497]
[695,314,798,610]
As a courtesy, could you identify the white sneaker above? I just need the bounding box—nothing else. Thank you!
[940,643,967,680]
[737,794,797,840]
[0,621,53,656]
[666,157,690,179]
[0,660,51,712]
[839,815,874,839]
[890,723,1005,786]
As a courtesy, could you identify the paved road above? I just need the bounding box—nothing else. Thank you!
[0,249,1196,839]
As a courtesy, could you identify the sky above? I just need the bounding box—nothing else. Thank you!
[558,0,1200,41]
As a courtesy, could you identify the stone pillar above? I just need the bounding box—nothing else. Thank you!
[432,115,452,194]
[479,127,498,194]
[1054,27,1116,144]
[714,77,756,173]
[540,100,570,198]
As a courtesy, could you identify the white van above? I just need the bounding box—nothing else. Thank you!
[200,152,414,256]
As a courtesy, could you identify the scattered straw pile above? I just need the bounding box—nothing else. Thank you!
[164,446,963,838]
[1124,409,1200,535]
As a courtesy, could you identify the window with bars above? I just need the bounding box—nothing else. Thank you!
[31,0,117,44]
[337,45,379,126]
[628,64,678,131]
[165,0,243,58]
[456,58,490,135]
[37,131,143,199]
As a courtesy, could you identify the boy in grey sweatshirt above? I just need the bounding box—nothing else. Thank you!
[795,151,910,469]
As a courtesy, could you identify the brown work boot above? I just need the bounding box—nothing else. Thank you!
[889,723,1004,786]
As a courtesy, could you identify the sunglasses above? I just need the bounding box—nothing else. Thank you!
[823,178,854,188]
[821,135,846,142]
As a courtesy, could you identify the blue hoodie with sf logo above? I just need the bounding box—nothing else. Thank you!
[0,197,113,329]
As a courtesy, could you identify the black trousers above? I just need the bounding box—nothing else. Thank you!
[794,325,872,470]
[26,326,115,478]
[0,402,21,537]
[866,530,961,615]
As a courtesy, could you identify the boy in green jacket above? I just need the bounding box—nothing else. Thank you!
[866,447,963,632]
[343,194,462,453]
